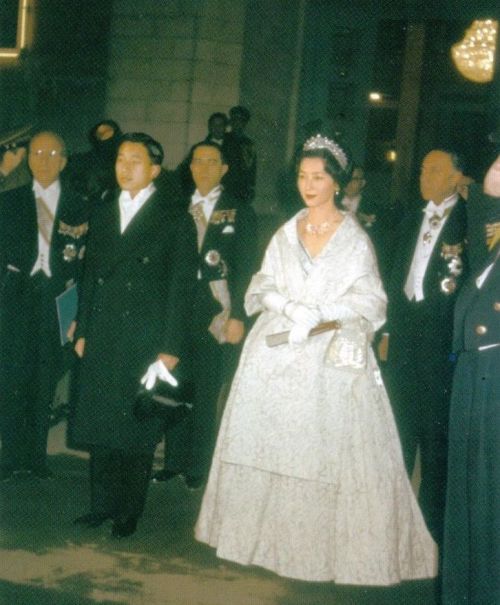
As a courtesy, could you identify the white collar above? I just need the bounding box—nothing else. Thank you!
[191,185,222,206]
[32,179,61,200]
[119,182,156,207]
[423,193,458,218]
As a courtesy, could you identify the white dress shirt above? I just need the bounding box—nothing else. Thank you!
[191,184,223,222]
[404,193,458,302]
[118,183,156,233]
[31,179,61,277]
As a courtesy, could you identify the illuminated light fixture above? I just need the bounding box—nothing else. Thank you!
[0,0,30,59]
[451,19,498,83]
[386,150,397,162]
[369,92,383,102]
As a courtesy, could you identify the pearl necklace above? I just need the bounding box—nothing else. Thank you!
[305,221,332,235]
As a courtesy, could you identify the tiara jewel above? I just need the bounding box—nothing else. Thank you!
[303,134,348,170]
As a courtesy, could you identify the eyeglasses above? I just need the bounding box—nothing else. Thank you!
[30,149,64,158]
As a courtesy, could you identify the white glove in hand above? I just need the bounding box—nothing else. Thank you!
[284,301,321,329]
[261,291,288,314]
[140,360,179,391]
[288,323,311,345]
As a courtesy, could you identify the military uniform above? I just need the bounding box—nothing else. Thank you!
[442,199,500,604]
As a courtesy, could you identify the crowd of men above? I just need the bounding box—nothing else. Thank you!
[0,110,499,601]
[0,110,259,540]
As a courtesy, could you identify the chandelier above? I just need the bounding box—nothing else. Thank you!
[451,19,498,84]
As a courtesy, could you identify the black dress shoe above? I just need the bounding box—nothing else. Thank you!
[183,474,205,491]
[74,512,111,528]
[111,517,138,538]
[151,469,179,483]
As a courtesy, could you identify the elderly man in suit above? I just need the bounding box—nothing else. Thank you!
[70,132,197,538]
[154,141,258,489]
[0,131,88,481]
[379,148,467,546]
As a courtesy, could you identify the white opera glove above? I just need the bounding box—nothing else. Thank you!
[284,301,321,329]
[288,323,311,345]
[140,360,179,391]
[261,291,288,314]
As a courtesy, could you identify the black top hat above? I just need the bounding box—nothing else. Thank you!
[134,364,193,427]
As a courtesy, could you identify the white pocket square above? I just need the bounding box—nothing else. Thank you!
[6,264,21,272]
[222,225,235,234]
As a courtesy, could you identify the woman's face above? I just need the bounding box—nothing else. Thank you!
[297,157,337,209]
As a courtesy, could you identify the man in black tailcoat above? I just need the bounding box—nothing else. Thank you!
[69,133,197,538]
[379,148,467,546]
[0,131,88,480]
[442,154,500,604]
[154,141,258,488]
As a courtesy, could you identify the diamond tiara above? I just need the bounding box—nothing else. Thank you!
[303,134,348,170]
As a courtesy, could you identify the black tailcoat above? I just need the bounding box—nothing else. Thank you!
[69,189,198,453]
[382,197,467,544]
[165,190,258,477]
[0,182,88,472]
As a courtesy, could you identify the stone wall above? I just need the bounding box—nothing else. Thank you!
[105,0,246,168]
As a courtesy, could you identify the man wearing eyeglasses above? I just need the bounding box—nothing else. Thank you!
[0,130,89,481]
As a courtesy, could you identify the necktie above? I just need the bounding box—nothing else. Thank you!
[35,196,55,245]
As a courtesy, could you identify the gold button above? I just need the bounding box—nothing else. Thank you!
[475,325,488,335]
[494,302,500,311]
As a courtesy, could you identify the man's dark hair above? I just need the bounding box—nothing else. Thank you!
[119,132,164,165]
[189,141,228,165]
[208,112,228,127]
[229,105,251,123]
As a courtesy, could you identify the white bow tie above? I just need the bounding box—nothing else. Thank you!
[424,201,445,218]
[192,188,221,208]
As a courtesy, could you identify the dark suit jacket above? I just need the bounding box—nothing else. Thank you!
[0,182,89,366]
[385,197,468,355]
[69,189,198,451]
[193,190,258,331]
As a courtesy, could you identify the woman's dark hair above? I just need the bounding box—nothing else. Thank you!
[296,139,353,190]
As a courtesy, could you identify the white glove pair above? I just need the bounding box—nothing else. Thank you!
[285,301,321,344]
[261,291,321,345]
[140,360,178,391]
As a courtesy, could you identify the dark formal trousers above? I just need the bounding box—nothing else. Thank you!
[164,278,232,479]
[0,272,62,473]
[89,446,155,521]
[383,297,455,546]
[164,329,225,479]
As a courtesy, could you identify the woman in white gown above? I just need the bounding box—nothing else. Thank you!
[195,134,436,585]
